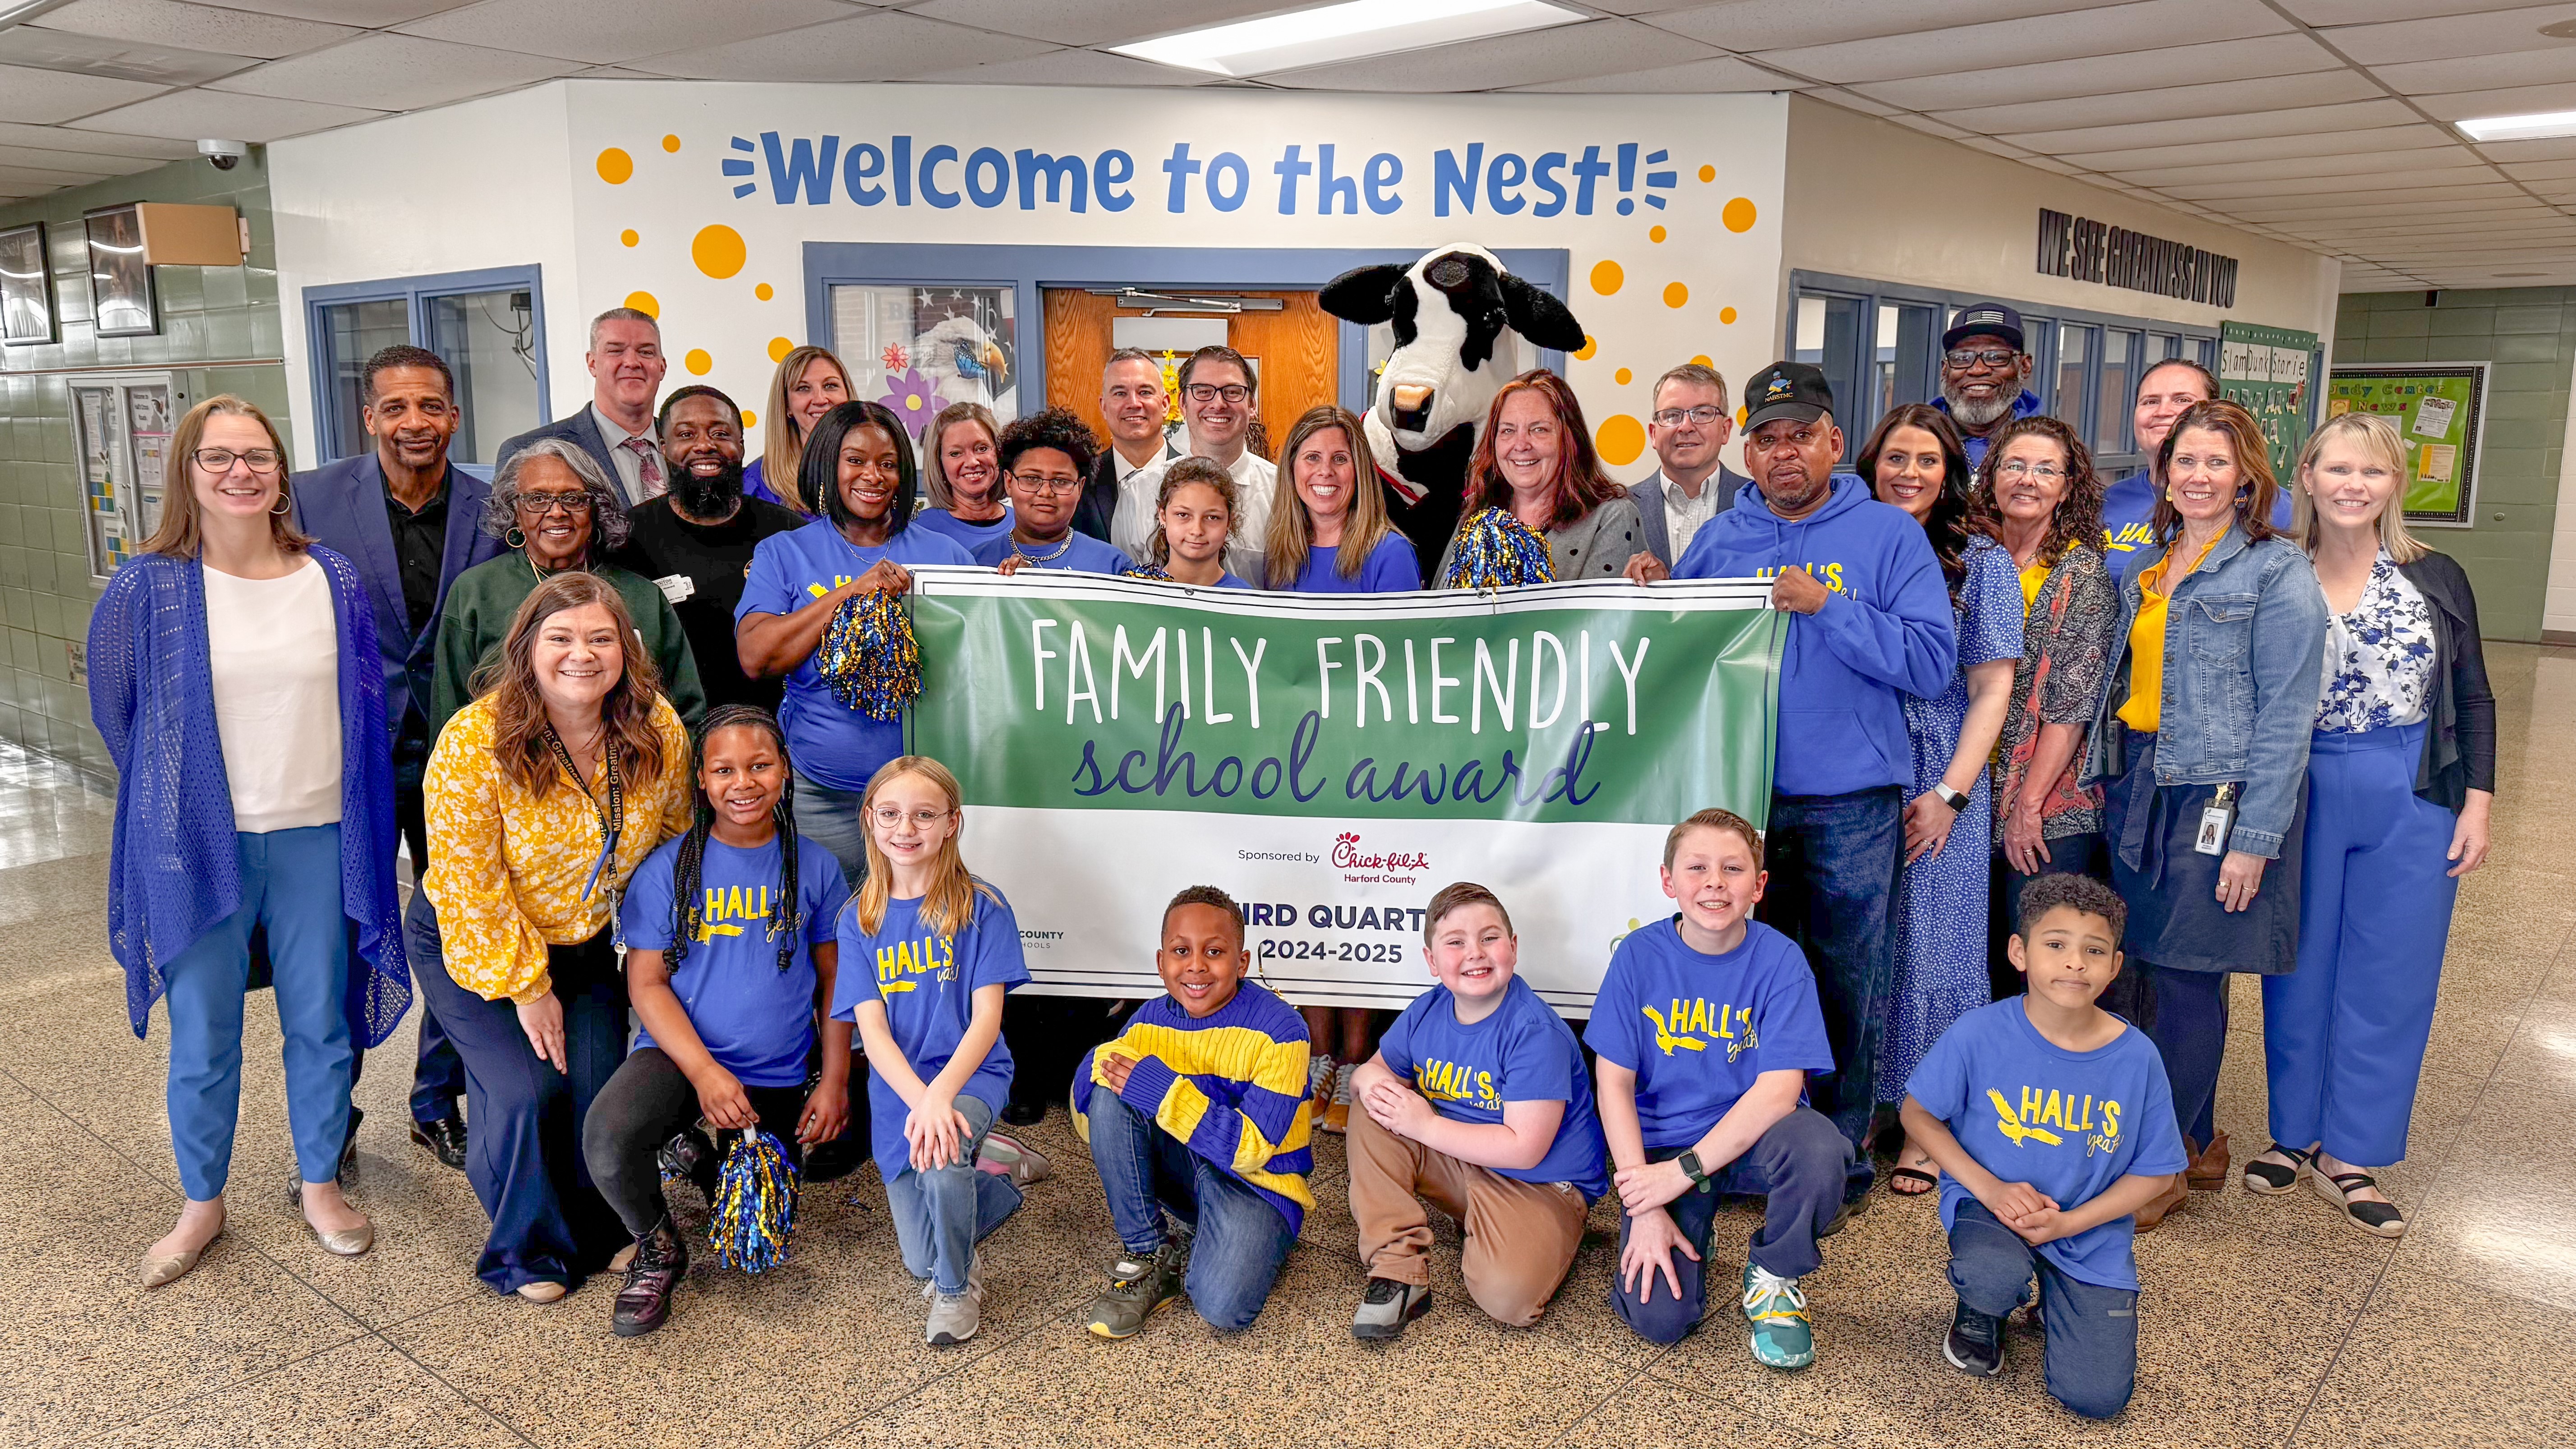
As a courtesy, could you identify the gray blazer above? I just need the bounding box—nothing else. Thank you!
[1628,465,1749,568]
[1436,495,1644,584]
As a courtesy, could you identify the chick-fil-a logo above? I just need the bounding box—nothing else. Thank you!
[1331,832,1431,874]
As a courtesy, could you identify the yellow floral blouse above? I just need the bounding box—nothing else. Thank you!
[421,695,694,1005]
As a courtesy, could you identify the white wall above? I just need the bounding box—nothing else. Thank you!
[2547,365,2576,639]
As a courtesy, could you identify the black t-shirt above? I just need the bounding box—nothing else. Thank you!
[610,495,805,714]
[382,467,451,638]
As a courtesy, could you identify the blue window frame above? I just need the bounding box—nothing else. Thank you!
[303,265,548,468]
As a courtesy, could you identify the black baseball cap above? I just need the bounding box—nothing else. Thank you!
[1742,361,1833,430]
[1943,302,2025,353]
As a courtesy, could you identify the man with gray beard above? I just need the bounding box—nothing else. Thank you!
[1932,303,2041,471]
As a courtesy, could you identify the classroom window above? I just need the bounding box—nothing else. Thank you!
[827,283,1021,445]
[303,266,547,467]
[2098,328,2138,457]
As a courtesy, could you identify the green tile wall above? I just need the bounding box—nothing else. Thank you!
[0,151,286,773]
[2332,287,2574,643]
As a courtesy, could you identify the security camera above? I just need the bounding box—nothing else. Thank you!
[197,138,247,171]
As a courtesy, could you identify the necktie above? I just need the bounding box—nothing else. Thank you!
[622,436,665,501]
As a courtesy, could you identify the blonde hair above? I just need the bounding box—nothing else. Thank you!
[852,755,998,941]
[144,396,310,558]
[1264,406,1392,587]
[759,345,850,515]
[2295,410,2428,565]
[920,402,1002,511]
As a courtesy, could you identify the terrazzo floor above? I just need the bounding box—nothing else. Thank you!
[5,647,2575,1448]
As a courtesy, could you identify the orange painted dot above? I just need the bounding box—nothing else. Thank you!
[1723,197,1757,233]
[619,229,638,248]
[1589,259,1623,295]
[1614,367,1633,386]
[623,290,658,317]
[661,134,681,153]
[1720,306,1739,325]
[1649,225,1667,243]
[1596,413,1647,467]
[1663,281,1689,308]
[596,147,632,184]
[754,282,774,301]
[1691,354,1713,367]
[690,224,746,280]
[741,409,756,428]
[684,349,712,376]
[1697,164,1716,183]
[1573,335,1598,361]
[768,336,794,363]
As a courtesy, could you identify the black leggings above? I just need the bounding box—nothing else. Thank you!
[582,1048,811,1239]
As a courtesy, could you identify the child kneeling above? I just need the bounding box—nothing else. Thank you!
[1899,873,2185,1420]
[1589,810,1851,1368]
[1077,886,1313,1337]
[1344,882,1607,1339]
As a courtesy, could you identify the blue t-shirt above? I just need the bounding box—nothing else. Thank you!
[1282,532,1420,593]
[966,529,1132,574]
[829,885,1030,1184]
[620,832,851,1087]
[1378,975,1608,1200]
[735,518,974,791]
[1905,999,2189,1291]
[1583,918,1836,1151]
[911,506,1014,556]
[2099,467,2295,585]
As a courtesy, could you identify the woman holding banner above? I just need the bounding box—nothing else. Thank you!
[1436,372,1640,584]
[1265,405,1418,593]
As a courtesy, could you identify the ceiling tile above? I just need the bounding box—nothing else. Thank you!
[31,0,357,59]
[2501,157,2576,179]
[1748,0,2288,85]
[0,24,256,85]
[1808,86,1902,115]
[199,1,475,20]
[396,0,851,66]
[1645,0,2135,54]
[2153,163,2504,199]
[1848,34,2339,111]
[0,140,169,175]
[207,33,583,110]
[2410,77,2576,120]
[1511,53,1800,92]
[2120,148,2484,186]
[2320,3,2576,65]
[0,160,112,189]
[2061,124,2457,172]
[2374,43,2576,97]
[2477,134,2576,160]
[902,0,1303,48]
[2223,190,2535,221]
[1985,99,2416,153]
[64,86,383,142]
[1261,18,1721,92]
[908,47,1203,87]
[624,10,1053,82]
[0,62,166,123]
[0,120,193,156]
[1932,70,2379,133]
[2283,0,2559,23]
[1885,111,1970,139]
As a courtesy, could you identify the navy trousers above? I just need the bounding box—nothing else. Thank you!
[1949,1201,2139,1420]
[394,782,466,1125]
[1760,786,1901,1188]
[1610,1106,1852,1345]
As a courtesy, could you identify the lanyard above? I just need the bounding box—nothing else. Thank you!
[543,723,624,903]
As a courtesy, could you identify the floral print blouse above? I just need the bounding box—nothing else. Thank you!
[2316,550,2434,735]
[1992,543,2119,841]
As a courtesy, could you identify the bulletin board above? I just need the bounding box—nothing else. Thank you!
[2219,321,2317,483]
[2323,362,2487,528]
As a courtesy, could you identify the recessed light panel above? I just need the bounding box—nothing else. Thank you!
[1112,0,1583,78]
[2459,109,2576,143]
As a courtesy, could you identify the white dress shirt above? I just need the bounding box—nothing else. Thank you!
[1662,469,1722,563]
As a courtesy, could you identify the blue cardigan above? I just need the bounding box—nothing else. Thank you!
[87,547,412,1045]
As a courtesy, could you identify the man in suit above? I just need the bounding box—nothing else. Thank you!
[1626,362,1750,571]
[1072,347,1180,547]
[291,344,506,1173]
[494,306,669,506]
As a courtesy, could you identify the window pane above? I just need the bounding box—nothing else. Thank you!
[424,289,540,467]
[829,285,1020,447]
[1874,301,1937,423]
[318,298,409,462]
[2194,336,2217,370]
[2097,329,2136,456]
[2055,323,2095,436]
[1793,293,1863,463]
[2150,332,2181,362]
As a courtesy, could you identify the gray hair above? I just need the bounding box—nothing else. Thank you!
[589,306,660,351]
[484,437,630,552]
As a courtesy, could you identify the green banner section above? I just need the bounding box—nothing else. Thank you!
[908,570,1785,829]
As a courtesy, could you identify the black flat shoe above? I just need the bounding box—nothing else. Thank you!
[409,1114,467,1172]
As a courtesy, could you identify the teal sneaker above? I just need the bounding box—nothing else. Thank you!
[1741,1263,1814,1369]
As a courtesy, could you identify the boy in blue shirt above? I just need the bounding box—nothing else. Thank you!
[1587,809,1852,1368]
[1345,883,1609,1339]
[1900,873,2187,1420]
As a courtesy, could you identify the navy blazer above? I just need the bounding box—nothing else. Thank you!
[493,406,623,494]
[1628,465,1749,568]
[290,451,504,752]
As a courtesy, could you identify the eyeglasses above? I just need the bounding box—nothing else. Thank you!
[870,806,953,829]
[1995,461,2064,480]
[1651,405,1728,428]
[193,447,283,474]
[1010,473,1085,496]
[515,492,594,516]
[1184,383,1251,404]
[1944,349,2019,369]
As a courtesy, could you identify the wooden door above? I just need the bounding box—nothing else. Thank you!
[1042,288,1338,461]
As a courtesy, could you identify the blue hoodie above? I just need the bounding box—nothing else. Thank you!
[1673,475,1957,797]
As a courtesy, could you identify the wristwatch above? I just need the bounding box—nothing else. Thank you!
[1676,1150,1714,1194]
[1930,782,1969,812]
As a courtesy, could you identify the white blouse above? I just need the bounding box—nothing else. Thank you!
[204,555,343,833]
[2315,550,2435,735]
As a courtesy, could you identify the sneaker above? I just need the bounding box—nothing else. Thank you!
[975,1131,1052,1187]
[1085,1240,1185,1339]
[924,1252,984,1347]
[1943,1297,2003,1377]
[1350,1277,1432,1340]
[611,1217,687,1339]
[1321,1062,1357,1135]
[1740,1263,1815,1370]
[1307,1054,1338,1117]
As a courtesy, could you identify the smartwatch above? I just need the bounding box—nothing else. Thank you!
[1676,1150,1714,1194]
[1931,782,1969,812]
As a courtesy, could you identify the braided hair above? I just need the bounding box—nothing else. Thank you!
[668,704,803,974]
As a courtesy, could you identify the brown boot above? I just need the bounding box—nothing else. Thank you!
[2186,1131,2230,1191]
[2133,1173,2190,1232]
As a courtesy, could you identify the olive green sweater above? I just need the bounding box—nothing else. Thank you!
[426,552,707,745]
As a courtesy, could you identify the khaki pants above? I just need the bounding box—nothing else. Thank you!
[1345,1104,1588,1327]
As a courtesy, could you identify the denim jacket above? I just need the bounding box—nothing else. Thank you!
[2080,526,2328,858]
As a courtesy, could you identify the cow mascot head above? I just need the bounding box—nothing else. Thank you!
[1320,245,1587,579]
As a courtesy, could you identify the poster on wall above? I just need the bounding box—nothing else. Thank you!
[828,284,1017,442]
[2323,362,2486,528]
[0,222,54,345]
[83,205,157,338]
[2218,321,2315,482]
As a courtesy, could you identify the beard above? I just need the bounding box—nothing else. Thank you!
[672,456,744,520]
[1940,375,2022,429]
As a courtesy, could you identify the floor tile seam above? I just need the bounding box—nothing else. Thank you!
[85,1326,376,1436]
[787,1268,1103,1449]
[1538,1360,1675,1447]
[362,1327,548,1449]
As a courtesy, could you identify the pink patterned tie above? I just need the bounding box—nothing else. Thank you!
[622,436,665,500]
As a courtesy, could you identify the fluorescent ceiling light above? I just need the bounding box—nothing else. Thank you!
[2458,109,2576,142]
[1112,0,1583,78]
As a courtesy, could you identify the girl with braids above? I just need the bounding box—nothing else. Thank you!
[580,705,853,1337]
[1131,458,1254,589]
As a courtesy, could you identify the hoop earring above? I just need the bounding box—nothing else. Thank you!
[269,488,291,516]
[505,525,526,549]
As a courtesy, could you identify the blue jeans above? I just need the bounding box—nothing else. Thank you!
[883,1093,1023,1296]
[1949,1201,2139,1420]
[162,825,355,1199]
[1761,786,1900,1183]
[1610,1106,1850,1345]
[792,770,871,891]
[1087,1086,1298,1331]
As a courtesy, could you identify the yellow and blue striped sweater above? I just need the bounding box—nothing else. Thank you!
[1077,981,1315,1233]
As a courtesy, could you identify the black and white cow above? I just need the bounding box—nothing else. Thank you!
[1320,245,1587,580]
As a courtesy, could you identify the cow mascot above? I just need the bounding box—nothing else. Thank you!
[1320,245,1587,582]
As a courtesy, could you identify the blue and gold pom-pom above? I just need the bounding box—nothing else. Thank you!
[1441,506,1556,589]
[816,589,920,721]
[705,1128,799,1274]
[1122,563,1173,582]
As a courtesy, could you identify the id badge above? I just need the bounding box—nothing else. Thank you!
[654,572,696,605]
[2194,782,2238,856]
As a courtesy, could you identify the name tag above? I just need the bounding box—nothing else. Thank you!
[2194,783,2237,856]
[653,573,695,605]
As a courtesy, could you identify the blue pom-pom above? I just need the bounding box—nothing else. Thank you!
[816,589,920,720]
[1441,506,1556,589]
[705,1127,799,1274]
[1122,563,1174,581]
